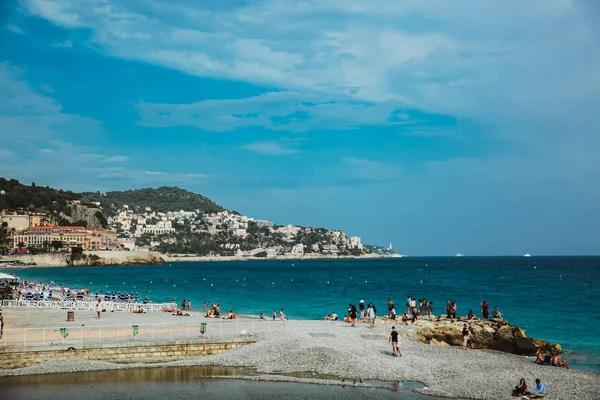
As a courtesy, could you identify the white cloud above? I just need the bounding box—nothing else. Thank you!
[5,24,25,35]
[137,91,411,131]
[0,149,14,158]
[240,142,299,155]
[39,84,54,93]
[102,155,128,163]
[53,40,73,47]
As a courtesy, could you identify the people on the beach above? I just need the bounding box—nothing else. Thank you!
[367,303,375,328]
[331,311,338,321]
[279,308,285,321]
[481,301,490,320]
[173,309,190,316]
[181,299,186,310]
[449,299,456,318]
[401,312,409,324]
[349,303,358,327]
[359,300,365,318]
[259,312,265,319]
[426,301,434,319]
[96,299,102,319]
[467,326,475,349]
[406,296,412,314]
[535,353,546,365]
[390,306,396,320]
[389,326,402,357]
[387,298,394,318]
[550,353,570,369]
[131,307,145,313]
[226,309,238,319]
[493,307,503,319]
[273,310,277,320]
[462,324,470,350]
[523,378,547,399]
[187,300,191,310]
[512,378,528,397]
[468,310,476,320]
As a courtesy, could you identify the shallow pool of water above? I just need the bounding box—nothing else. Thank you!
[0,366,449,400]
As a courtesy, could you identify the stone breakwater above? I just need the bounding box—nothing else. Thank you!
[376,316,559,355]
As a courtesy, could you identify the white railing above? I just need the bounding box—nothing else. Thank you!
[0,319,297,349]
[0,300,173,312]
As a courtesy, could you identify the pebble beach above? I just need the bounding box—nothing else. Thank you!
[0,308,598,399]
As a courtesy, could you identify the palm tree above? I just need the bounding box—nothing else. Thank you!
[17,241,26,253]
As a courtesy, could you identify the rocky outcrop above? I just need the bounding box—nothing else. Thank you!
[52,201,107,230]
[377,316,560,356]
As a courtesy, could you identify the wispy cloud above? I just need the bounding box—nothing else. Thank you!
[102,155,129,163]
[0,149,14,158]
[240,141,299,155]
[5,24,25,35]
[137,92,410,132]
[53,40,73,48]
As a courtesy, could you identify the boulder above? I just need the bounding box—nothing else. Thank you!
[513,338,537,355]
[429,339,450,347]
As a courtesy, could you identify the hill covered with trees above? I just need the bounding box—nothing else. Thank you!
[0,178,108,229]
[81,186,225,215]
[0,177,81,213]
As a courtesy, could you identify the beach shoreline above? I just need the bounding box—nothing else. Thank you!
[0,308,597,399]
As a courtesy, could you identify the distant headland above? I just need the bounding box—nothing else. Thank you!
[0,177,399,262]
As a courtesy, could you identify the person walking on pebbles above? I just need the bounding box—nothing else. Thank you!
[0,312,4,340]
[389,326,402,357]
[96,298,102,319]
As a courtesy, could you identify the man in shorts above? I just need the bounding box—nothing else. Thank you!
[389,326,402,356]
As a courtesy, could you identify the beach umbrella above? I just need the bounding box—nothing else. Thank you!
[0,272,17,280]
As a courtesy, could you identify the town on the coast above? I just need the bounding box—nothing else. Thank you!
[0,178,394,261]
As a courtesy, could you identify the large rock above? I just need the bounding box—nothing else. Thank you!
[413,318,560,356]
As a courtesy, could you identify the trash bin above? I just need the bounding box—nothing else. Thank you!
[67,311,75,321]
[132,325,139,336]
[200,322,207,335]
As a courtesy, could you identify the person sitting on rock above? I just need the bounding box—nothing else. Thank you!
[493,307,503,319]
[401,312,409,324]
[512,378,528,397]
[467,310,476,320]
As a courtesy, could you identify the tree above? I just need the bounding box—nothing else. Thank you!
[16,241,26,253]
[51,240,64,252]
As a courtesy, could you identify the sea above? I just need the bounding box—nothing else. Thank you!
[5,257,600,373]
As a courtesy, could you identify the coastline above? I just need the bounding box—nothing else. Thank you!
[0,308,597,399]
[0,251,393,268]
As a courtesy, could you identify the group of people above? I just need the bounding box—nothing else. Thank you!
[536,352,569,369]
[345,301,377,327]
[324,311,339,321]
[175,298,191,311]
[512,378,548,398]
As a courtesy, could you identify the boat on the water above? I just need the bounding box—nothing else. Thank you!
[455,253,464,257]
[524,253,531,257]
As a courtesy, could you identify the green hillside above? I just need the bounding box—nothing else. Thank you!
[0,177,81,213]
[81,186,225,215]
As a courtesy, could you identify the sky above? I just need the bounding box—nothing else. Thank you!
[0,0,599,256]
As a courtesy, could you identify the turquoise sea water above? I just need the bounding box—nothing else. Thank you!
[5,257,600,373]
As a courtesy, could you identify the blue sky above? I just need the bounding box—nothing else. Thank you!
[1,0,599,255]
